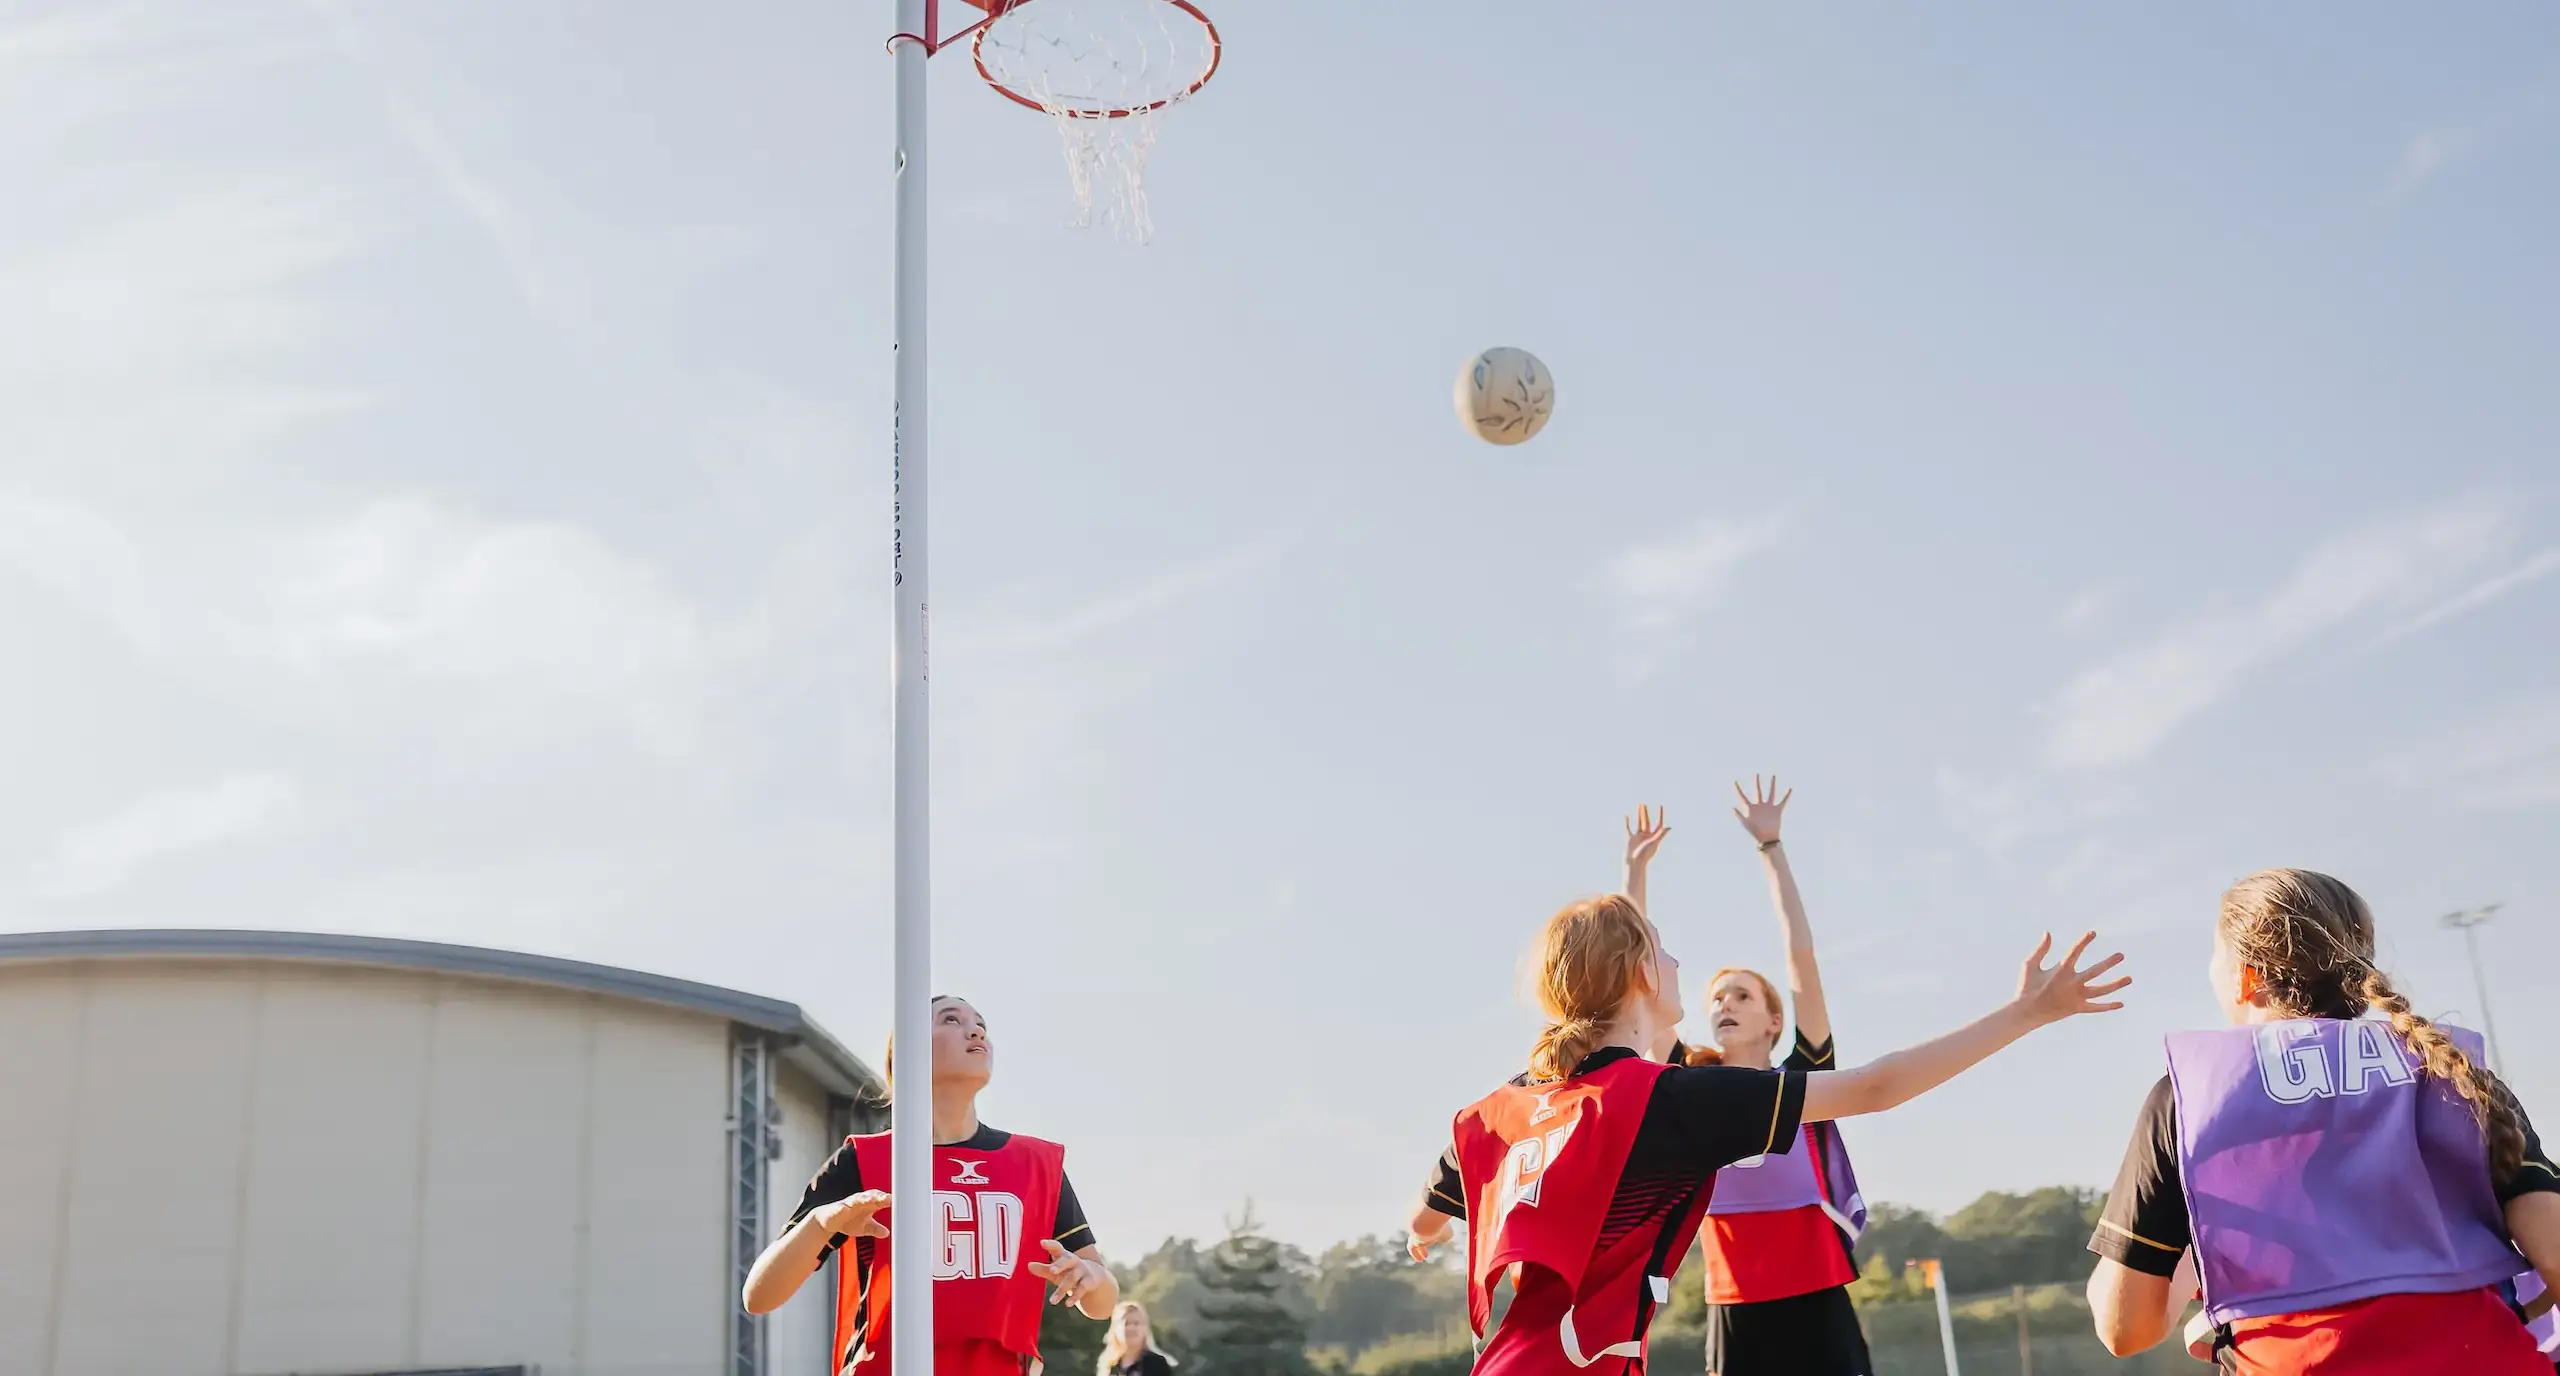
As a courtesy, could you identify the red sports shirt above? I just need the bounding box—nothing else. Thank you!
[836,1131,1067,1376]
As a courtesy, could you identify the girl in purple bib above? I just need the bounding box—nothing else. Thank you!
[2083,869,2560,1374]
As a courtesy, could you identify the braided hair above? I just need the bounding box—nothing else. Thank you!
[2220,869,2524,1183]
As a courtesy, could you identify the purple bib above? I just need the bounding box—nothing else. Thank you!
[1707,1122,1867,1240]
[2165,1020,2521,1325]
[2518,1271,2558,1355]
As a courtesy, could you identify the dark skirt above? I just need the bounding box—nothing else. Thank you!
[1702,1285,1873,1376]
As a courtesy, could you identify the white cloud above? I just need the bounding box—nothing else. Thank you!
[303,0,602,342]
[0,7,313,154]
[2055,584,2113,633]
[0,492,168,646]
[1,11,380,499]
[0,179,378,490]
[2044,495,2515,769]
[1934,767,2043,854]
[33,772,304,900]
[2388,127,2475,200]
[1606,511,1788,633]
[2381,694,2560,812]
[939,535,1290,658]
[0,491,720,755]
[932,539,1289,820]
[2372,546,2560,647]
[261,498,701,689]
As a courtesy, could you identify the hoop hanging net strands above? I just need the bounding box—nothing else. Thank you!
[972,0,1221,242]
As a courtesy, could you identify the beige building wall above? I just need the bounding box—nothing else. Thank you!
[0,956,828,1376]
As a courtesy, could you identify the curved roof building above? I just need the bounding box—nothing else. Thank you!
[0,928,880,1376]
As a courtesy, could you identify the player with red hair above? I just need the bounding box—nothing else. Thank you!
[1680,778,1872,1376]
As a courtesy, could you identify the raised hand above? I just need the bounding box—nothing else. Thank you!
[2014,932,2131,1026]
[1624,805,1671,871]
[810,1190,891,1239]
[1731,775,1791,847]
[1029,1240,1109,1307]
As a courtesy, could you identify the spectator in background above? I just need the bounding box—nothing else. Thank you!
[1098,1301,1177,1376]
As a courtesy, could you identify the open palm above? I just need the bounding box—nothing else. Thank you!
[1732,775,1791,846]
[1624,805,1670,869]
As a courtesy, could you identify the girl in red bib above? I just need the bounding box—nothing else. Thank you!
[1410,890,2127,1376]
[1682,779,1872,1376]
[742,996,1118,1376]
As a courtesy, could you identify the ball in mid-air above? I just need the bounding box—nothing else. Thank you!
[1454,346,1555,445]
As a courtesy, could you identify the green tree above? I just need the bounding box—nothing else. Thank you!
[1853,1202,1951,1284]
[1192,1204,1314,1376]
[1304,1235,1465,1358]
[1125,1235,1213,1351]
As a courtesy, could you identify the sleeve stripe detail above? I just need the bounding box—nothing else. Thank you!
[1429,1186,1466,1210]
[1762,1077,1789,1156]
[2094,1218,2181,1254]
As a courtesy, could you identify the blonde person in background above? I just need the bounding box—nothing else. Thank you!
[1097,1301,1177,1376]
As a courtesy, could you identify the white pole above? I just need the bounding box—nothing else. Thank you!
[888,2,933,1375]
[1930,1260,1962,1376]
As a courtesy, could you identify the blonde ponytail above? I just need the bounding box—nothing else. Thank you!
[2362,965,2527,1184]
[1524,895,1656,1084]
[1530,1015,1609,1084]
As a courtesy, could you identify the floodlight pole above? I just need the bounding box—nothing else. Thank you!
[2442,904,2507,1076]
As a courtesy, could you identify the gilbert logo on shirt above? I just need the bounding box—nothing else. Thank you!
[1528,1090,1562,1126]
[949,1159,992,1185]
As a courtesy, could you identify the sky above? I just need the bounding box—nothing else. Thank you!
[2,1,2557,1257]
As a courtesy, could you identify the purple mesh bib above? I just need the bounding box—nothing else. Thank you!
[1707,1123,1867,1240]
[2165,1020,2522,1325]
[2517,1271,2558,1355]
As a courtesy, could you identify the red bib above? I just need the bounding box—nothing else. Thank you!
[1698,1127,1858,1303]
[1454,1056,1668,1363]
[835,1132,1067,1376]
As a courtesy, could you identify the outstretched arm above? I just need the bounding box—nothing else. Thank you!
[1623,805,1668,916]
[743,1191,887,1314]
[1409,1145,1466,1260]
[1802,932,2127,1124]
[1408,1204,1458,1262]
[1733,777,1826,1047]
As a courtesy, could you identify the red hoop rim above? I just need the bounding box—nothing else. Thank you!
[969,0,1222,121]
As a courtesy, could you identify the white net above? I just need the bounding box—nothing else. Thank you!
[973,0,1219,242]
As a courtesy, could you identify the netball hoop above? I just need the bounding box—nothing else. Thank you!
[897,0,1221,241]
